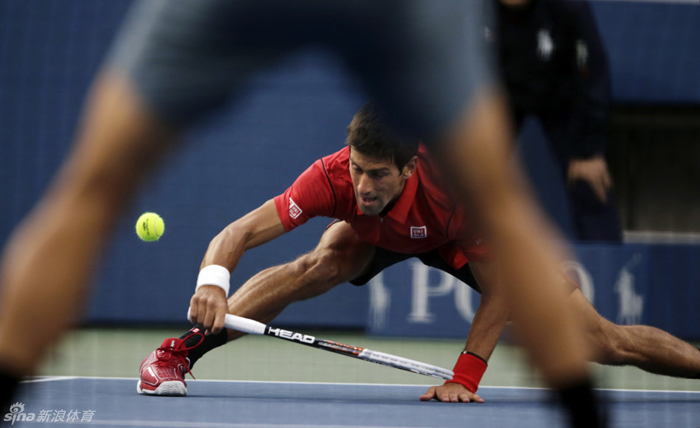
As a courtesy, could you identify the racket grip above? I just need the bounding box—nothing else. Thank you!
[224,314,266,335]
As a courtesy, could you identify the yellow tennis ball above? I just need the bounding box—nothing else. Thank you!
[135,212,165,242]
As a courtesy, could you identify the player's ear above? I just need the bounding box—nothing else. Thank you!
[401,156,418,179]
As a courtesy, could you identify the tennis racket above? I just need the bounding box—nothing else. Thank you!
[223,313,453,380]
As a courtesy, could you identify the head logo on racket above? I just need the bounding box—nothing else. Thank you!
[267,327,315,344]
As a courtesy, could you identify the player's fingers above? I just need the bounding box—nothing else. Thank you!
[192,288,227,334]
[190,291,210,325]
[441,393,458,403]
[188,297,203,324]
[419,386,437,401]
[436,388,459,403]
[210,307,226,335]
[187,305,196,324]
[187,306,196,324]
[192,296,209,330]
[456,393,472,403]
[201,303,216,335]
[468,393,484,403]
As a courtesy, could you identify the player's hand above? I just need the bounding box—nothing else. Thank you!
[189,285,228,335]
[567,156,612,204]
[419,383,484,403]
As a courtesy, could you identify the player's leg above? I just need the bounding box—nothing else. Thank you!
[0,72,175,384]
[569,288,700,378]
[224,221,374,340]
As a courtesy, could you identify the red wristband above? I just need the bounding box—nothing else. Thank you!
[445,352,487,393]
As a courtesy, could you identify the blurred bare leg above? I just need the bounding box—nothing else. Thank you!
[0,71,175,376]
[437,88,590,387]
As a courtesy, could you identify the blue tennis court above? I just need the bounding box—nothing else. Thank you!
[7,377,700,427]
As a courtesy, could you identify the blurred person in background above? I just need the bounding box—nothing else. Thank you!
[493,0,622,242]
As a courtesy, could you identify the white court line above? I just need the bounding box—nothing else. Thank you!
[20,376,78,384]
[187,378,438,388]
[481,385,700,395]
[22,376,134,382]
[20,376,700,395]
[21,376,441,388]
[596,387,700,394]
[77,421,429,428]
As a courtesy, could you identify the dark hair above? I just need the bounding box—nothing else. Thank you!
[346,103,419,170]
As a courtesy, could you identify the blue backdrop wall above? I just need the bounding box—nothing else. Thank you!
[1,1,698,336]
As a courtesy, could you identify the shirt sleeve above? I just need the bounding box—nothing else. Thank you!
[273,159,338,232]
[455,233,489,263]
[443,209,490,267]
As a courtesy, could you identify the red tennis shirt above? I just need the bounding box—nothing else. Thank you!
[273,146,487,269]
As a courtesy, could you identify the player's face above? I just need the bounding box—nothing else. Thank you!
[349,150,415,216]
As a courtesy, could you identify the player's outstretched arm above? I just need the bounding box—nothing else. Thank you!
[436,88,591,388]
[436,89,607,427]
[419,258,509,403]
[189,200,286,334]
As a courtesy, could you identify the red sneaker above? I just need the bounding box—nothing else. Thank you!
[137,333,202,396]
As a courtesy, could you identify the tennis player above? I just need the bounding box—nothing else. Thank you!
[141,104,700,404]
[0,1,604,425]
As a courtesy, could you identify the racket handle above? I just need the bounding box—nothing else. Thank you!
[187,309,266,335]
[224,313,266,335]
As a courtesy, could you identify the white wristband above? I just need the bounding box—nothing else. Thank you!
[196,265,231,296]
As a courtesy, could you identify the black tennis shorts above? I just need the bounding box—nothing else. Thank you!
[350,246,482,294]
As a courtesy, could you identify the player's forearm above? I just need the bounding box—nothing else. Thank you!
[464,292,509,361]
[485,195,589,384]
[200,200,286,273]
[201,224,250,274]
[444,279,507,394]
[439,89,590,387]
